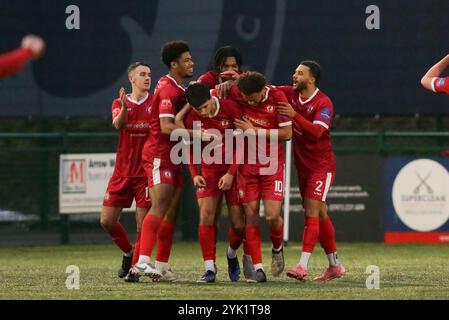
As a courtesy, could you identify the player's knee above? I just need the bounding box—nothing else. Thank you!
[265,213,280,226]
[200,208,215,224]
[304,209,320,218]
[100,217,116,231]
[231,225,245,237]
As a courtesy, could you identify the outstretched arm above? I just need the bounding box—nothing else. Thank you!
[421,54,449,92]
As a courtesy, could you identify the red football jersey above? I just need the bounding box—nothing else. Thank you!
[279,86,336,173]
[111,92,153,177]
[142,74,187,167]
[183,95,243,172]
[431,77,449,94]
[227,85,291,167]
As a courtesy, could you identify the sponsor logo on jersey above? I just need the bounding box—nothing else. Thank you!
[161,99,172,108]
[306,106,314,114]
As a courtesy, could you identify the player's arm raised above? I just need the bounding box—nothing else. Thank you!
[421,53,449,92]
[113,88,128,130]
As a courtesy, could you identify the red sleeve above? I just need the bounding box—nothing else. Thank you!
[198,71,218,89]
[158,87,176,118]
[0,48,33,79]
[432,77,449,94]
[312,98,334,130]
[273,88,292,127]
[111,99,121,123]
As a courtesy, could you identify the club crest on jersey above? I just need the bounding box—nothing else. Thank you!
[266,105,274,112]
[221,119,230,127]
[147,105,152,113]
[164,170,172,178]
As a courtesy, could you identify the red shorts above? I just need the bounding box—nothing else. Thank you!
[237,163,285,203]
[298,171,335,202]
[103,175,151,208]
[196,167,240,206]
[143,157,183,189]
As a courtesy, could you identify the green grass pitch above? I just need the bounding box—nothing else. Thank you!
[1,242,449,300]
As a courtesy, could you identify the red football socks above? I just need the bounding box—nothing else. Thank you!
[108,222,132,254]
[139,213,162,257]
[245,225,262,264]
[155,219,176,263]
[199,224,216,261]
[319,217,337,254]
[302,217,319,253]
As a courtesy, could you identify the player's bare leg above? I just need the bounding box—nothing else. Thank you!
[133,184,174,279]
[100,206,133,278]
[243,200,266,283]
[313,203,345,282]
[263,199,284,277]
[287,198,320,281]
[196,196,220,283]
[226,204,245,281]
[124,207,148,283]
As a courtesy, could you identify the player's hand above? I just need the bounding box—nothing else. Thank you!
[21,34,45,59]
[193,175,206,188]
[234,118,255,131]
[220,70,240,81]
[216,80,234,99]
[119,87,128,109]
[218,173,234,191]
[277,102,296,118]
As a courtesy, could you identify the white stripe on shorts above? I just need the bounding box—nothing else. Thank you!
[322,172,332,201]
[152,158,161,185]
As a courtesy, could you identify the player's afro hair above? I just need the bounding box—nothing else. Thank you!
[161,40,190,68]
[213,45,242,71]
[185,82,211,108]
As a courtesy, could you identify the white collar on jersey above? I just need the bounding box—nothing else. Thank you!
[298,88,320,105]
[126,92,149,105]
[261,86,270,103]
[211,96,221,118]
[165,74,186,92]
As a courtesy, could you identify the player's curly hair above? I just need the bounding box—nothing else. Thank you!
[213,45,242,71]
[161,40,190,68]
[237,71,266,95]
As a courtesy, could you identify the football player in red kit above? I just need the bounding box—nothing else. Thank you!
[277,61,345,282]
[421,53,449,94]
[230,72,292,283]
[132,41,194,282]
[179,83,245,283]
[100,62,152,282]
[197,45,243,89]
